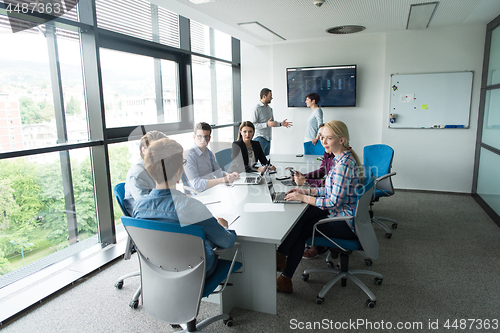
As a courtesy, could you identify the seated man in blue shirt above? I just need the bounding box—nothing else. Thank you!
[123,130,167,215]
[183,122,239,193]
[133,137,237,277]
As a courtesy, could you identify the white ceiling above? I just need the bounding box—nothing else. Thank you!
[160,0,500,45]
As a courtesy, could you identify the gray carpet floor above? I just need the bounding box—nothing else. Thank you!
[2,191,500,333]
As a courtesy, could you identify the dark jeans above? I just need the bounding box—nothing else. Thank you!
[254,136,270,156]
[277,205,357,278]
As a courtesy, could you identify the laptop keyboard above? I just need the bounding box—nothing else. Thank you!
[274,191,286,202]
[245,177,257,183]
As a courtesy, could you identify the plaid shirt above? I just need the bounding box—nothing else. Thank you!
[314,150,360,231]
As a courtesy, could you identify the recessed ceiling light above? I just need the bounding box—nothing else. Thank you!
[406,2,438,30]
[238,21,286,42]
[188,0,215,4]
[326,25,366,34]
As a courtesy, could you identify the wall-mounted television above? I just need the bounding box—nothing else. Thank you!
[286,65,357,107]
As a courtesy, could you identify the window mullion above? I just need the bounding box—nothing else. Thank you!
[46,24,79,245]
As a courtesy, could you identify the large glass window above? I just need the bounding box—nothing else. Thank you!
[0,15,98,283]
[100,49,180,128]
[0,0,241,296]
[0,149,97,280]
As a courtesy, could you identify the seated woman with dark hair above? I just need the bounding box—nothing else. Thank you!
[133,138,237,278]
[230,121,275,173]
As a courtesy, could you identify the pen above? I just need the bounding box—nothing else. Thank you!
[204,200,221,206]
[229,216,240,226]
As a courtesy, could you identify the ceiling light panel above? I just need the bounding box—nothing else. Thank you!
[406,2,439,30]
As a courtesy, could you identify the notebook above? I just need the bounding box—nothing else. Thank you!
[264,169,301,204]
[232,163,269,185]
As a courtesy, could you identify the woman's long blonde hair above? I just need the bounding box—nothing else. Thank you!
[324,120,363,178]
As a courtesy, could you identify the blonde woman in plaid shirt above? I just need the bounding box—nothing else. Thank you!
[276,120,362,294]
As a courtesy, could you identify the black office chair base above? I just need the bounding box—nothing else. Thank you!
[372,217,395,238]
[114,270,142,309]
[178,315,233,332]
[302,252,383,307]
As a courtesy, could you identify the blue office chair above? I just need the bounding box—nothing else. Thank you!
[301,178,383,308]
[304,140,325,155]
[113,182,142,309]
[363,144,397,239]
[121,216,242,332]
[215,148,232,171]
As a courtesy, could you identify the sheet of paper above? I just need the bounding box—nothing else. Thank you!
[243,203,285,212]
[193,196,221,206]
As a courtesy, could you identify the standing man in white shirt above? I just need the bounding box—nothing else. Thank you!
[251,88,292,155]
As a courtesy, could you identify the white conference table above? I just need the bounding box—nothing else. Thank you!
[195,154,322,315]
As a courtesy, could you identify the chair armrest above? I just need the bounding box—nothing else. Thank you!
[315,216,353,225]
[311,217,353,252]
[374,171,396,184]
[213,242,241,255]
[212,242,242,294]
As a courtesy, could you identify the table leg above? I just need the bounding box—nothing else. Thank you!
[220,240,277,315]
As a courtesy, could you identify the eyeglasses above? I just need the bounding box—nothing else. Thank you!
[183,158,187,165]
[196,135,211,140]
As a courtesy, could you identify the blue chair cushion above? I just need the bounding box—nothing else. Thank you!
[305,237,362,252]
[202,259,243,298]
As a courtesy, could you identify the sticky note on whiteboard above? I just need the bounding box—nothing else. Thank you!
[422,104,428,110]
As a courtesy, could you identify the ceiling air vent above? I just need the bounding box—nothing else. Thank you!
[326,25,366,34]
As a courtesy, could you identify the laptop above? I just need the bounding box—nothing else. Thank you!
[232,163,269,185]
[264,169,301,204]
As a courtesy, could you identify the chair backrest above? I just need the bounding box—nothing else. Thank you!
[121,216,207,324]
[215,148,232,171]
[353,177,379,260]
[113,182,129,216]
[363,144,395,196]
[304,141,325,155]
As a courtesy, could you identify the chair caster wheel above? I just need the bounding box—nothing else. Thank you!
[374,277,383,286]
[115,281,124,289]
[315,296,324,305]
[301,273,309,282]
[366,299,376,308]
[170,324,181,329]
[129,300,139,309]
[385,233,392,239]
[392,223,397,229]
[224,317,234,327]
[365,259,373,266]
[326,261,334,268]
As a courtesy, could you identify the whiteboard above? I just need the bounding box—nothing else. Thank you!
[389,72,473,129]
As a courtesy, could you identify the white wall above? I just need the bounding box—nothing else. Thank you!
[241,25,486,193]
[382,25,486,193]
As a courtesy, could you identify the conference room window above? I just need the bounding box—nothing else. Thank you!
[0,14,103,283]
[0,0,242,295]
[192,56,234,144]
[190,21,232,61]
[95,0,179,48]
[100,49,180,128]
